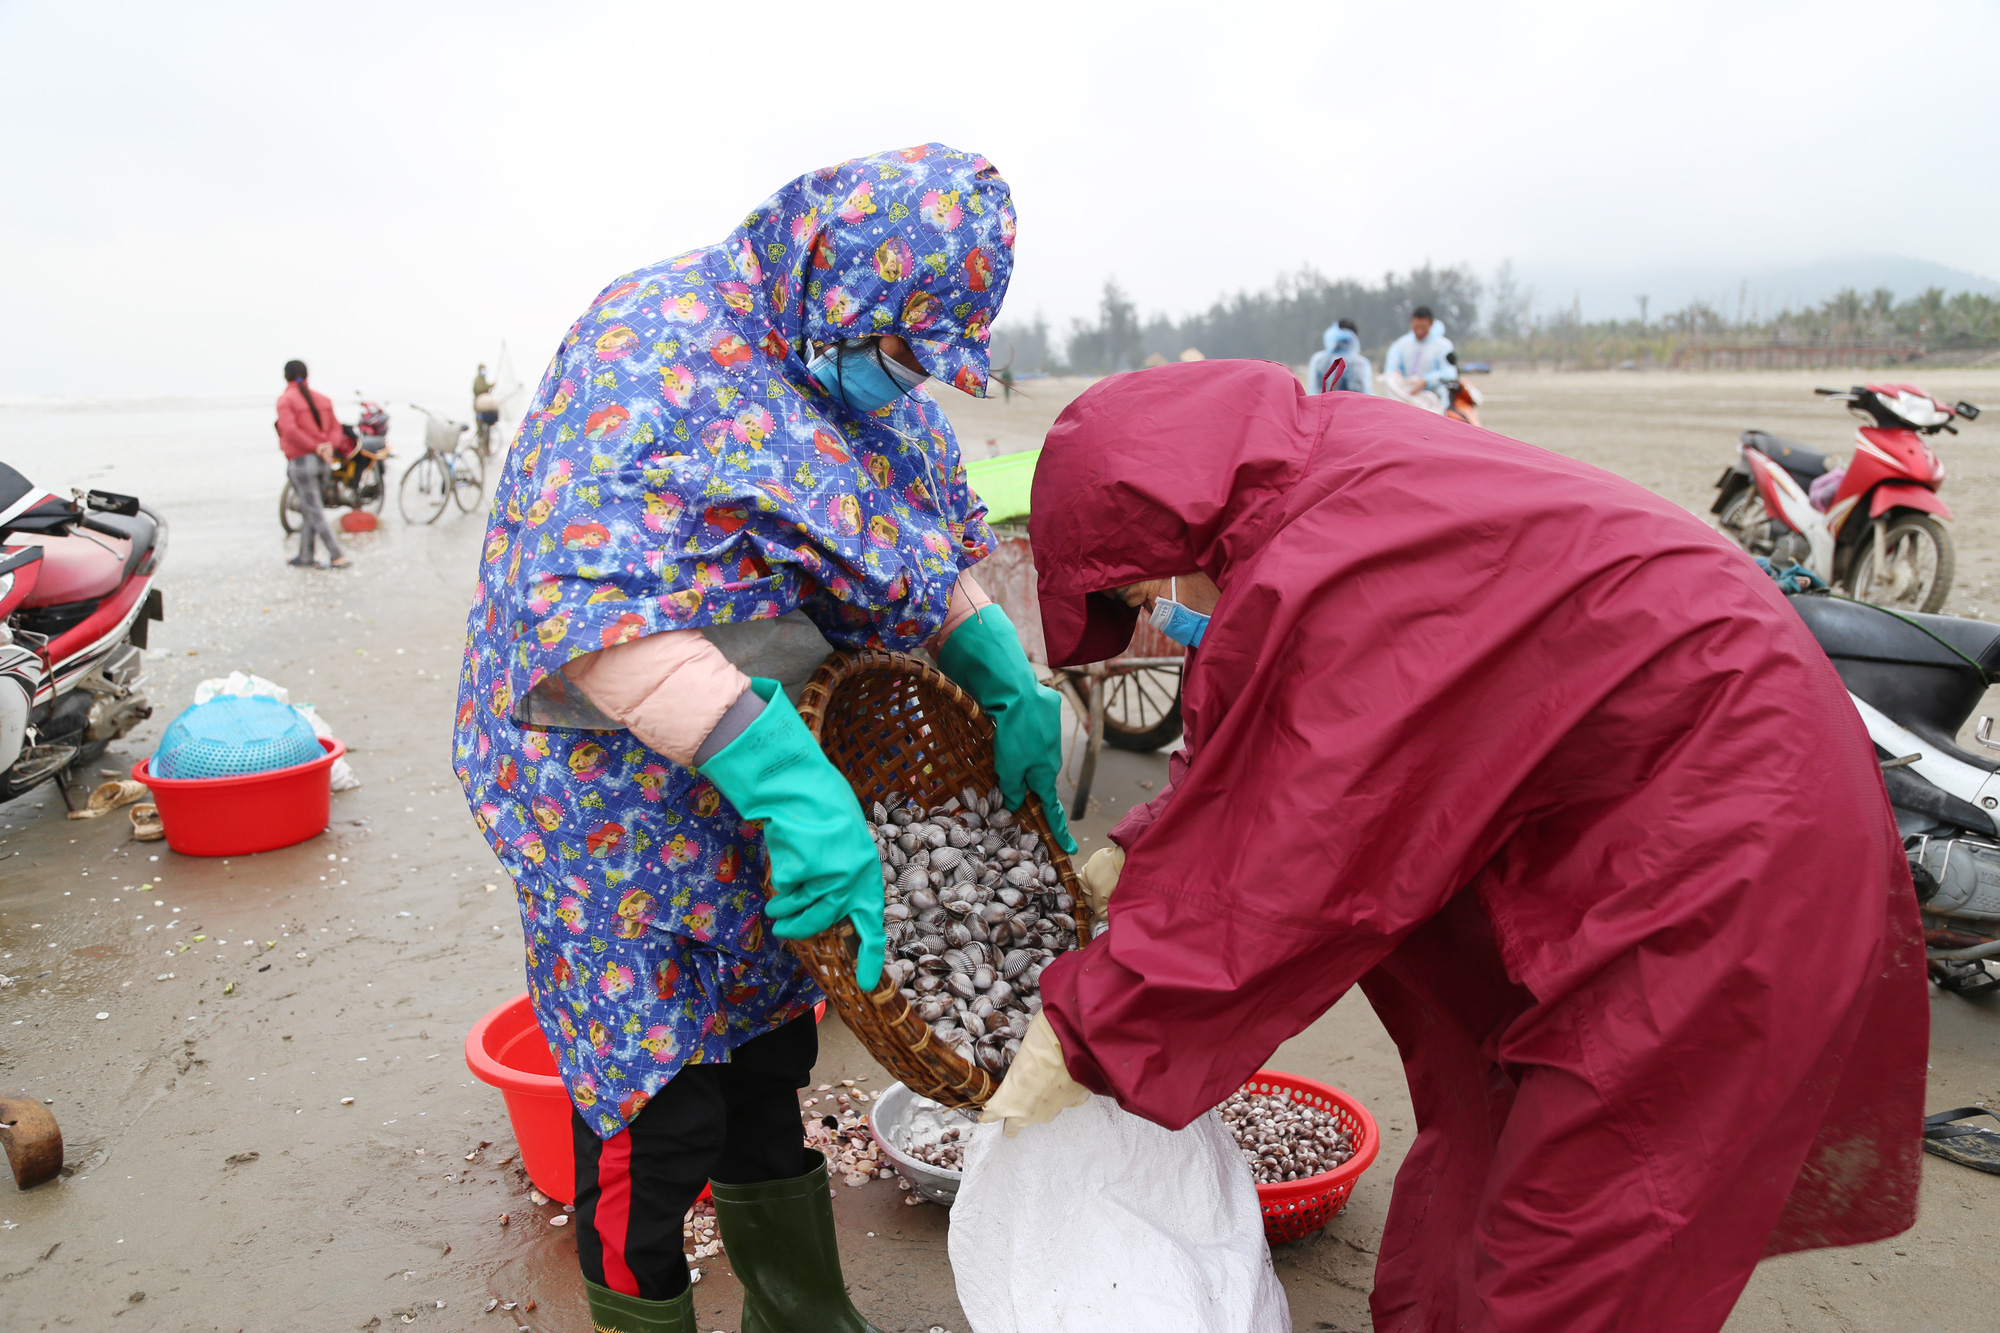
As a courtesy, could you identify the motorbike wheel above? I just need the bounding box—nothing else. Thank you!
[361,460,388,513]
[1846,513,1954,614]
[1715,489,1775,557]
[399,452,453,525]
[278,480,303,535]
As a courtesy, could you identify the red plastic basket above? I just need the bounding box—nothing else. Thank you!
[466,993,827,1207]
[132,736,344,857]
[1241,1069,1381,1245]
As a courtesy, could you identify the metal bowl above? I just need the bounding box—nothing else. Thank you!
[866,1080,978,1206]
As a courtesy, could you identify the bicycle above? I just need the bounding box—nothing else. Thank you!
[399,405,486,524]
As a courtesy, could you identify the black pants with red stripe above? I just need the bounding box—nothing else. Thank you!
[571,1015,816,1301]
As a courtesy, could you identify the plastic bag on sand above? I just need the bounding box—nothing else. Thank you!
[194,672,361,791]
[949,1095,1289,1333]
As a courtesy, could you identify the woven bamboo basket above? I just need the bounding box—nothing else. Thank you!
[775,649,1091,1111]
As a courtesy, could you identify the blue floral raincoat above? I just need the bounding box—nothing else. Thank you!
[454,144,1013,1137]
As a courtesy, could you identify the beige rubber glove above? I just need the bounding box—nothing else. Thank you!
[1077,845,1125,924]
[980,1010,1091,1136]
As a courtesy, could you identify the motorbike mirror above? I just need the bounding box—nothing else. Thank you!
[84,489,140,516]
[1813,387,1840,395]
[1956,401,1981,421]
[1446,351,1459,366]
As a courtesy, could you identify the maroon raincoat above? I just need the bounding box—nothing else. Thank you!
[1028,361,1927,1333]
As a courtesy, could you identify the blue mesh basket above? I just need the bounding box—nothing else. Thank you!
[151,696,323,781]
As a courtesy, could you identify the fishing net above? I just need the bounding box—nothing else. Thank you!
[152,696,323,780]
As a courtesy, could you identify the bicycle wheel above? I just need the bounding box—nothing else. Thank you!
[450,447,486,513]
[278,480,302,535]
[399,451,452,524]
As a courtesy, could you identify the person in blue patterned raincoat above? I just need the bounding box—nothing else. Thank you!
[454,144,1070,1333]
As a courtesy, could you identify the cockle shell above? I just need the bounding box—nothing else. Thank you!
[895,866,928,896]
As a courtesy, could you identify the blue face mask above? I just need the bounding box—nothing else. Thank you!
[807,339,928,414]
[1148,576,1210,649]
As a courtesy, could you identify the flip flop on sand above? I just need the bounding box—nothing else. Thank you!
[1923,1107,2000,1176]
[66,779,149,820]
[130,803,164,842]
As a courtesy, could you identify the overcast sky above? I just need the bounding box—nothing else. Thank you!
[3,0,1996,399]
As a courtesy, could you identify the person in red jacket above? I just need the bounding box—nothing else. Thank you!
[276,359,350,568]
[988,359,1928,1333]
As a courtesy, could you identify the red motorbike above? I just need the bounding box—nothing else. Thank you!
[1713,383,1980,613]
[0,463,165,804]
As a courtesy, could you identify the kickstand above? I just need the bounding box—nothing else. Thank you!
[53,774,78,814]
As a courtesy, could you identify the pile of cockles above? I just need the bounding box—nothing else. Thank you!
[1217,1089,1357,1184]
[870,786,1080,1078]
[903,1125,967,1171]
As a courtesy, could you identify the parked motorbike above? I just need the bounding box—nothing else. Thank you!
[1714,384,1980,613]
[278,395,390,535]
[1789,591,2000,994]
[0,463,165,804]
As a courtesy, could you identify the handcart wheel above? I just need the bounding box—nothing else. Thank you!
[1074,665,1183,753]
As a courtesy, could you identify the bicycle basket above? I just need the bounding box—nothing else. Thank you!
[151,696,323,780]
[423,416,465,454]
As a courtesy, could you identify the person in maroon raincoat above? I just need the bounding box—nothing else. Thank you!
[992,360,1929,1332]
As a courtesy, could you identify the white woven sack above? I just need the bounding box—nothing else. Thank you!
[949,1094,1289,1333]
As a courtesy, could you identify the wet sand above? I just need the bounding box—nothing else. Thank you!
[1,370,1997,1331]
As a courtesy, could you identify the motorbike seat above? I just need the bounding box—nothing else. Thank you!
[86,509,157,582]
[1742,430,1830,482]
[1789,594,2000,752]
[13,529,130,608]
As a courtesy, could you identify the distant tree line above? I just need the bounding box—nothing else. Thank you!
[993,264,2000,375]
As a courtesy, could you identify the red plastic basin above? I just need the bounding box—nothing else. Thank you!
[466,993,827,1208]
[132,737,344,858]
[466,993,578,1204]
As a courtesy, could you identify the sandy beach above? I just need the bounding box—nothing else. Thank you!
[2,368,1997,1331]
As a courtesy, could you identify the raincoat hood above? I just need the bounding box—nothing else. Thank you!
[1322,323,1361,358]
[1030,360,1316,666]
[728,145,1015,396]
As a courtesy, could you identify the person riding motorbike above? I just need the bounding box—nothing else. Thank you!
[454,143,1066,1333]
[986,359,1927,1333]
[1380,305,1454,410]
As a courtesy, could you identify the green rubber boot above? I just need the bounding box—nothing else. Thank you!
[709,1150,883,1333]
[584,1277,697,1333]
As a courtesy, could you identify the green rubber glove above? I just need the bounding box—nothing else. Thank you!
[934,605,1077,854]
[697,678,885,989]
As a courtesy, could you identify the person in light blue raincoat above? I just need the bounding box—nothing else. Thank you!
[1306,319,1372,395]
[1382,305,1456,399]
